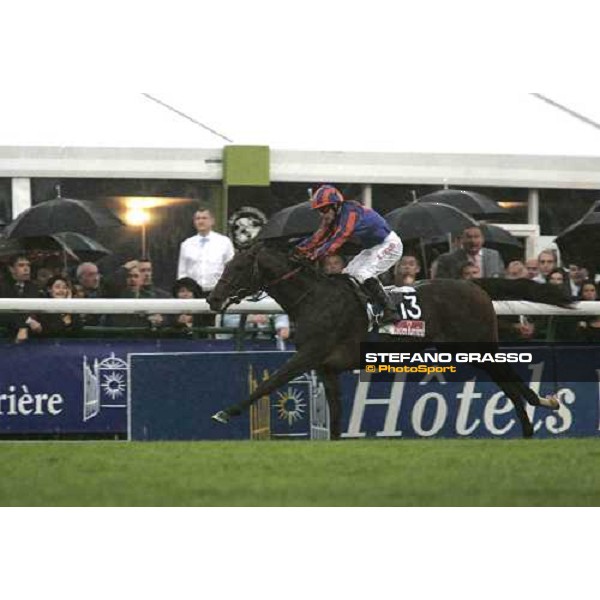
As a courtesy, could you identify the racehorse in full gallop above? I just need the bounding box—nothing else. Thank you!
[208,241,568,439]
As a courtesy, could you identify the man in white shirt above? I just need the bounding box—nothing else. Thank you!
[177,206,235,296]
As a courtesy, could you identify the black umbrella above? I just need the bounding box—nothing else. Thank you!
[0,232,111,263]
[480,224,523,262]
[257,201,319,240]
[555,200,600,269]
[418,189,508,219]
[385,203,478,278]
[51,232,112,262]
[385,202,478,241]
[3,198,123,239]
[424,224,522,261]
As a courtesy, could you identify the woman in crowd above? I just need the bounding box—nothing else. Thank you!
[547,268,566,286]
[27,275,82,338]
[576,280,600,342]
[172,277,204,337]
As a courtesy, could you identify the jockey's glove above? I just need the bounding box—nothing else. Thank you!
[291,248,310,262]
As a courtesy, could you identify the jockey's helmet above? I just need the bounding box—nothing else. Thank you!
[310,185,345,211]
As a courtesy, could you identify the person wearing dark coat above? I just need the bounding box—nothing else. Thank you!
[575,281,600,342]
[171,277,205,337]
[434,226,505,279]
[0,255,42,342]
[102,263,154,329]
[75,261,113,326]
[29,275,83,338]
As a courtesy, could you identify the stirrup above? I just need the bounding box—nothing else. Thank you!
[211,410,230,424]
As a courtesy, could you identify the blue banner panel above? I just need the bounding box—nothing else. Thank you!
[129,350,600,440]
[344,343,600,438]
[1,340,599,439]
[129,352,319,440]
[0,340,130,434]
[340,375,599,439]
[0,339,269,434]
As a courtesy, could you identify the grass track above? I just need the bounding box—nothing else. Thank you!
[1,438,599,506]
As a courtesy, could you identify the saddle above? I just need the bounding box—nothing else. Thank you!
[323,274,374,322]
[379,285,426,337]
[327,273,370,306]
[328,275,426,336]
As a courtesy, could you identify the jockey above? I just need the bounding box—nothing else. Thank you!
[295,185,403,323]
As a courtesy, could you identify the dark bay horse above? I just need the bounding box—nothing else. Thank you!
[208,241,567,439]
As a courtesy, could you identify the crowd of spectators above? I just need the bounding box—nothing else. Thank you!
[310,223,600,342]
[403,224,599,342]
[0,205,286,346]
[1,214,598,345]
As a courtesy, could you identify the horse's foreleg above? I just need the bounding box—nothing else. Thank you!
[318,369,342,440]
[215,351,317,420]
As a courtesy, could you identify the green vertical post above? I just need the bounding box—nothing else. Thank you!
[223,146,270,186]
[220,145,270,236]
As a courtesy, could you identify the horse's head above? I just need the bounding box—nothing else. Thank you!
[207,244,261,312]
[208,242,295,312]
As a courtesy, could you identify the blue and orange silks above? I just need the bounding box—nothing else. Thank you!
[297,201,392,260]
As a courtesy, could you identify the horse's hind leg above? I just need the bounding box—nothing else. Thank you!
[212,350,316,422]
[318,368,342,440]
[509,372,560,410]
[481,364,534,438]
[504,381,534,438]
[492,363,560,410]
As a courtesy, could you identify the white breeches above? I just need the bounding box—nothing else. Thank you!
[343,231,403,283]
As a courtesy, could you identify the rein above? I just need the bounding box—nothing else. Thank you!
[263,266,302,290]
[263,265,313,310]
[221,257,306,312]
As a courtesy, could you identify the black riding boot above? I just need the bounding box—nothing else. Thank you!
[363,277,397,325]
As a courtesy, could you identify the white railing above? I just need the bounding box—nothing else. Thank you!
[492,301,600,316]
[0,297,599,316]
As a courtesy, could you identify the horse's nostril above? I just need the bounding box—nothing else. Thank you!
[208,294,226,311]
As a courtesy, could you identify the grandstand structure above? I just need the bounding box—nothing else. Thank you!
[1,93,599,324]
[1,92,600,259]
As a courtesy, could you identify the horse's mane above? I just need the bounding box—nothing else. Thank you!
[258,238,294,253]
[255,239,328,281]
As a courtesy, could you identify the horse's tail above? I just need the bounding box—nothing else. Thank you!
[472,278,572,307]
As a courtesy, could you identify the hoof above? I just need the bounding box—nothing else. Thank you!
[539,394,560,410]
[212,410,230,424]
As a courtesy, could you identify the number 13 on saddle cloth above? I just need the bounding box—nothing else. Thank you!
[377,286,426,337]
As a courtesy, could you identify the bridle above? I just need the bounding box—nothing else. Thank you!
[219,251,304,312]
